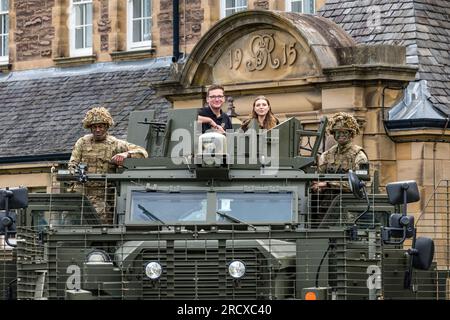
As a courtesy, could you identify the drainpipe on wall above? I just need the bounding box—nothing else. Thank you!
[172,0,180,63]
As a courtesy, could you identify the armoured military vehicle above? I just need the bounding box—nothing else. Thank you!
[0,108,442,300]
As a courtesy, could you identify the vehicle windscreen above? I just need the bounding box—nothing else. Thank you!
[216,192,293,222]
[129,191,294,224]
[130,191,208,223]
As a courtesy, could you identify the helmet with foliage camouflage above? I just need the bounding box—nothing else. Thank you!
[326,112,360,138]
[82,106,114,129]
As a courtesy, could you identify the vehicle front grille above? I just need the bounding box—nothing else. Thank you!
[141,244,262,299]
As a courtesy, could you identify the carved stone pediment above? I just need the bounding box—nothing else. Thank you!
[178,10,357,89]
[212,30,318,83]
[160,10,415,100]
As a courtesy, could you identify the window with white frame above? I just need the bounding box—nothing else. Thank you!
[70,0,93,57]
[127,0,152,50]
[220,0,247,19]
[286,0,316,14]
[0,0,8,63]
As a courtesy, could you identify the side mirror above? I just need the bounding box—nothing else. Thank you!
[0,211,16,234]
[0,187,29,210]
[383,180,420,245]
[386,180,420,205]
[412,237,434,270]
[0,187,28,248]
[404,236,435,289]
[388,214,415,239]
[385,180,434,288]
[348,170,365,199]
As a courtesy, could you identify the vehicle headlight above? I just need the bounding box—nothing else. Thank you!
[86,250,111,264]
[228,260,246,279]
[145,261,163,280]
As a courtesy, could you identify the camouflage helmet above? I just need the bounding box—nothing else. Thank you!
[326,112,360,138]
[82,106,114,129]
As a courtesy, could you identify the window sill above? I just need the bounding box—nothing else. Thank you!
[0,63,11,73]
[110,48,156,62]
[53,55,97,67]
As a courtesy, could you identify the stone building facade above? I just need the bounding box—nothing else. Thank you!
[1,0,325,71]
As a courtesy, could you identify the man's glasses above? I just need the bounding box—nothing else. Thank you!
[208,95,225,100]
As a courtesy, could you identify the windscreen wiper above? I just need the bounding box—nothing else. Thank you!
[138,204,170,229]
[216,211,256,230]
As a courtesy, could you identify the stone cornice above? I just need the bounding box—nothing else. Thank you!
[110,48,156,62]
[0,63,11,73]
[53,55,97,67]
[387,128,450,143]
[322,64,418,82]
[156,70,415,101]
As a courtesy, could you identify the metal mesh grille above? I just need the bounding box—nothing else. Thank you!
[141,245,261,299]
[0,238,16,300]
[15,228,47,300]
[27,185,117,227]
[3,178,449,300]
[414,179,450,299]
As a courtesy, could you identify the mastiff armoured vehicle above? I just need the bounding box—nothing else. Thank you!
[0,108,442,300]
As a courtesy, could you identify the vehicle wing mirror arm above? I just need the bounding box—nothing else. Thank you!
[383,179,435,289]
[0,187,29,248]
[345,170,369,233]
[353,186,370,225]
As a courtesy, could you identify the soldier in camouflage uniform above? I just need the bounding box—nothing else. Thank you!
[312,112,369,191]
[68,106,148,224]
[311,112,369,227]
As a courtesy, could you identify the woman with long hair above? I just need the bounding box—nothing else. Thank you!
[240,95,279,132]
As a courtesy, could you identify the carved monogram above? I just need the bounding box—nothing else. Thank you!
[227,34,298,72]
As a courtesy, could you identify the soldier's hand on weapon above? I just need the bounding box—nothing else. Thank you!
[111,151,130,166]
[75,163,88,183]
[311,181,328,192]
